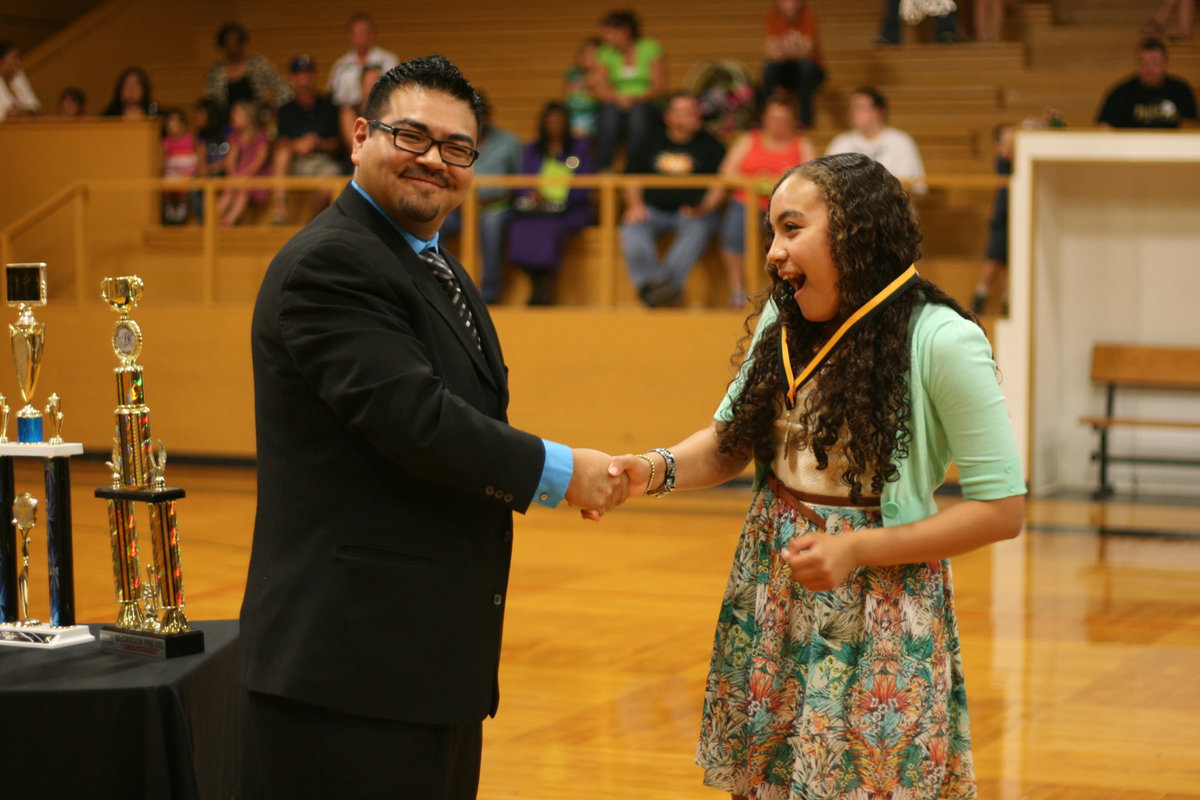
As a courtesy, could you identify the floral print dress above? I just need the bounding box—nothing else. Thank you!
[695,481,977,800]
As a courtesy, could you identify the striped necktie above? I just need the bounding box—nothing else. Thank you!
[419,249,483,353]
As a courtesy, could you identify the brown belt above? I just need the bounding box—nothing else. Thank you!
[765,474,881,532]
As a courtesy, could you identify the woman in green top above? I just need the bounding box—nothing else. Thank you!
[593,9,667,169]
[608,153,1026,799]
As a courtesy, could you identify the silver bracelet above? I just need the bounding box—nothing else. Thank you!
[647,447,676,496]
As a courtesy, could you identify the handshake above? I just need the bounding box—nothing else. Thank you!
[564,447,658,521]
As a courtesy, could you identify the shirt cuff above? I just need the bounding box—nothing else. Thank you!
[534,440,573,508]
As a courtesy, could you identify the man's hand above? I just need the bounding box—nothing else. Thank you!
[294,133,319,156]
[622,203,650,225]
[566,448,630,520]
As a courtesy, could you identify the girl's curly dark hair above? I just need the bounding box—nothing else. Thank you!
[717,153,976,503]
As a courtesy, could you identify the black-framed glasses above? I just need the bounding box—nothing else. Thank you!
[368,120,479,167]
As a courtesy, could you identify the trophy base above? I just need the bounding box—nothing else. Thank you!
[0,622,96,649]
[98,624,205,658]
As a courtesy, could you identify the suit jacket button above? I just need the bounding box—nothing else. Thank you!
[485,486,495,496]
[492,593,503,606]
[503,529,513,542]
[503,492,513,503]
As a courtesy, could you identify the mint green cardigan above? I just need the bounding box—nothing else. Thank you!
[716,300,1026,526]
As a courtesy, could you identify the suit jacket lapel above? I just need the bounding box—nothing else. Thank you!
[334,187,502,393]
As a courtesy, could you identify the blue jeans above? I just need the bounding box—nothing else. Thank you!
[440,207,513,303]
[620,205,720,291]
[596,101,660,170]
[880,0,958,42]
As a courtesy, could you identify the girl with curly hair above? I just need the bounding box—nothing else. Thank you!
[609,152,1025,799]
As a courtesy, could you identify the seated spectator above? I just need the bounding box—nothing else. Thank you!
[328,13,399,109]
[507,101,595,306]
[761,0,825,128]
[620,92,726,307]
[339,63,384,162]
[824,87,926,191]
[1144,0,1194,41]
[1096,38,1197,128]
[877,0,960,44]
[564,37,602,143]
[0,42,40,121]
[56,87,87,118]
[161,107,201,225]
[270,55,343,225]
[593,9,667,170]
[215,99,272,227]
[718,92,816,307]
[440,93,523,304]
[195,97,229,180]
[206,22,292,114]
[102,67,157,119]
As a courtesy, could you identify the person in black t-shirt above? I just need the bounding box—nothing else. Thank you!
[620,92,726,307]
[1097,38,1197,128]
[270,55,344,224]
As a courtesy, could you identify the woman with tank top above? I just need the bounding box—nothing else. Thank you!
[718,92,816,307]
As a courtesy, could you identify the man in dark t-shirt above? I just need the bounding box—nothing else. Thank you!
[1097,38,1197,129]
[620,92,726,307]
[271,54,344,223]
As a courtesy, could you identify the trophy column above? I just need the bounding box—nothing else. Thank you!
[95,276,203,658]
[0,439,15,623]
[0,263,92,648]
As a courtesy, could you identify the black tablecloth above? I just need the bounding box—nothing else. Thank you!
[0,619,239,800]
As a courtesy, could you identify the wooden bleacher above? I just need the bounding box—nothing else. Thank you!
[1,0,1196,458]
[14,0,1194,313]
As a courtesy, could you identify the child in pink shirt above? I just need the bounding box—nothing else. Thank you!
[162,107,200,224]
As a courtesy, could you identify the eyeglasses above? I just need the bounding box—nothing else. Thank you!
[367,120,479,167]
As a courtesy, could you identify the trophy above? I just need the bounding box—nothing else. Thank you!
[0,263,93,649]
[8,263,45,443]
[95,276,204,658]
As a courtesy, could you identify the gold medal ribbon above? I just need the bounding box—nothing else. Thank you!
[781,264,920,409]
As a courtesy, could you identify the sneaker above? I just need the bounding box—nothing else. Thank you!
[638,278,679,308]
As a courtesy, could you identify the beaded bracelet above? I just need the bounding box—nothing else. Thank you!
[647,447,676,496]
[634,453,656,496]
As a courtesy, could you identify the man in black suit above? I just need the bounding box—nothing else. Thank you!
[239,55,627,799]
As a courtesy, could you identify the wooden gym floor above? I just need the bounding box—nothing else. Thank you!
[22,458,1200,799]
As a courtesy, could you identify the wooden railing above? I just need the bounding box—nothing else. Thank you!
[0,182,89,286]
[0,172,1008,306]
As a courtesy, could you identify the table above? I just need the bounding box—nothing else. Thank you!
[0,619,239,799]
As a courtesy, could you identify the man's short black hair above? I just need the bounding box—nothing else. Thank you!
[1139,37,1169,58]
[363,55,484,138]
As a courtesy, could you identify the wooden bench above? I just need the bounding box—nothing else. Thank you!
[1079,343,1200,498]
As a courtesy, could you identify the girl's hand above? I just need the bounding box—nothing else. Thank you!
[607,453,653,498]
[780,533,858,592]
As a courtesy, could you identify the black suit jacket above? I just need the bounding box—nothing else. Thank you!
[240,184,546,725]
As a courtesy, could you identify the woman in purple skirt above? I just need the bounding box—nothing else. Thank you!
[507,102,595,305]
